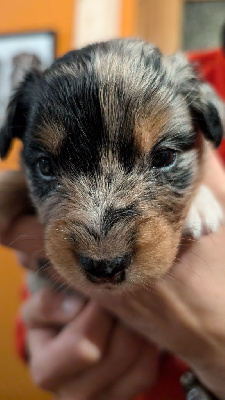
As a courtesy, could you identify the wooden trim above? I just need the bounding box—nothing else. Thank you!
[137,0,184,54]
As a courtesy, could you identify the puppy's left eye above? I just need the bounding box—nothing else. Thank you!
[152,149,176,169]
[37,157,55,178]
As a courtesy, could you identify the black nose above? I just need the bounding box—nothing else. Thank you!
[79,255,131,279]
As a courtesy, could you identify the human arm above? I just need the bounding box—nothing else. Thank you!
[93,151,225,399]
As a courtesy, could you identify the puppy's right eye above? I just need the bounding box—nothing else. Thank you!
[152,149,176,169]
[37,157,55,179]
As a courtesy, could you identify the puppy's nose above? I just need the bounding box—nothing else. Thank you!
[79,255,131,278]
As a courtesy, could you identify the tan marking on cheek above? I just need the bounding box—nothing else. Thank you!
[45,221,82,286]
[131,213,182,284]
[134,107,173,154]
[36,122,65,155]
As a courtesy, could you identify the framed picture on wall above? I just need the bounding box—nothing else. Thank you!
[0,31,56,123]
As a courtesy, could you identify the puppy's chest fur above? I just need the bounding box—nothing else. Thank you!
[0,39,224,294]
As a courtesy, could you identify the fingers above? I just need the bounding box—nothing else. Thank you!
[98,342,158,400]
[26,295,114,391]
[22,289,159,399]
[1,215,45,257]
[73,323,144,393]
[22,288,86,328]
[56,323,155,400]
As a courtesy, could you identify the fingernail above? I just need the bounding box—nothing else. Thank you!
[61,297,84,316]
[79,338,101,362]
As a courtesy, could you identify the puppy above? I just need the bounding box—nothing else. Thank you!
[0,39,224,295]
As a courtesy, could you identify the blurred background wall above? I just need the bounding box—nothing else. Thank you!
[0,0,224,399]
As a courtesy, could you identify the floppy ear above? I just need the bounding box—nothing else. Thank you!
[167,53,224,148]
[0,69,42,159]
[188,81,224,148]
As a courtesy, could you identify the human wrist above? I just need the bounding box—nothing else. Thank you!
[187,360,225,400]
[180,328,225,400]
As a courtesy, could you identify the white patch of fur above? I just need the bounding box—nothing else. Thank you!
[183,184,224,239]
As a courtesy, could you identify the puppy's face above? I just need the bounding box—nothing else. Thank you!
[0,40,223,293]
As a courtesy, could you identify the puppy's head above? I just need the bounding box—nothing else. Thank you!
[0,39,223,293]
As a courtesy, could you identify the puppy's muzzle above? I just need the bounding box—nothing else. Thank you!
[79,254,131,284]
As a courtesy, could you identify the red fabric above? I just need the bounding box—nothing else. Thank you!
[136,355,188,400]
[188,48,225,101]
[188,48,225,161]
[15,47,225,399]
[15,314,28,362]
[15,285,30,362]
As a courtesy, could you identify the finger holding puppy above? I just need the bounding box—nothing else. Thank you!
[57,338,158,400]
[60,320,149,399]
[0,170,32,235]
[21,287,86,327]
[1,214,44,259]
[23,292,114,391]
[22,288,158,399]
[97,343,158,400]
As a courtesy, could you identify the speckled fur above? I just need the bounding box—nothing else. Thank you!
[0,39,223,294]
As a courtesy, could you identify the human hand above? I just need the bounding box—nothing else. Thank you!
[92,152,225,399]
[21,288,158,400]
[0,214,45,270]
[1,215,158,399]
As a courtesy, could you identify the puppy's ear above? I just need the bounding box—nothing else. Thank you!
[189,82,224,148]
[167,53,224,148]
[0,70,42,159]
